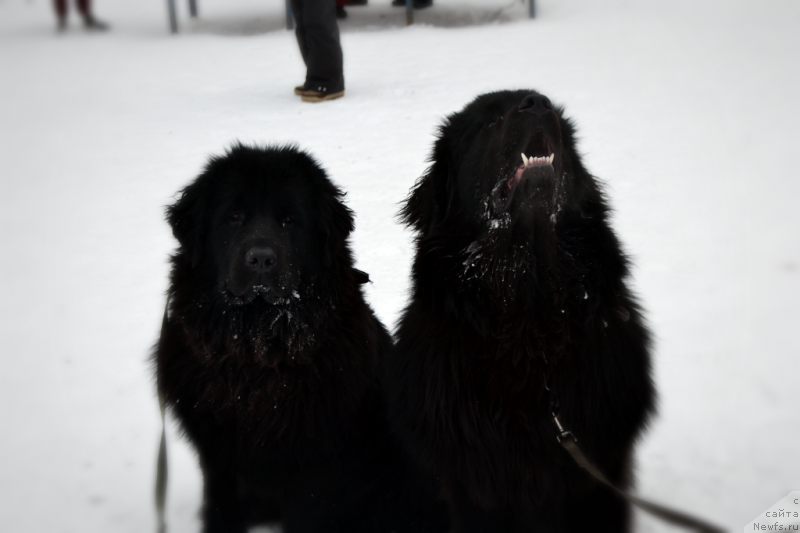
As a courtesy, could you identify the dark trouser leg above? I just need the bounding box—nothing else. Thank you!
[290,0,344,93]
[76,0,91,16]
[53,0,67,19]
[290,0,309,65]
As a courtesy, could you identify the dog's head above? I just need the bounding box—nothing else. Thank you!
[167,144,354,306]
[402,90,595,238]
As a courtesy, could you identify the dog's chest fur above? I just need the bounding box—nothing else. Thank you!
[161,298,376,459]
[400,232,604,506]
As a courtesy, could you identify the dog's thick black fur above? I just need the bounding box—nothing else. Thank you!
[387,91,655,532]
[154,145,448,533]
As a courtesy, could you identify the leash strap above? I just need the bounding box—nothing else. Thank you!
[156,393,168,533]
[155,297,170,533]
[553,413,725,533]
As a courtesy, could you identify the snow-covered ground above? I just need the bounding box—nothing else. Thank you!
[1,0,798,531]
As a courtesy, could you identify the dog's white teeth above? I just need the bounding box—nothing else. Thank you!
[521,153,555,166]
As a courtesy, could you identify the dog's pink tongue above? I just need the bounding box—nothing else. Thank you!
[505,166,525,193]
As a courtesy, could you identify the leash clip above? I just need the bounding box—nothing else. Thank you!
[552,412,577,444]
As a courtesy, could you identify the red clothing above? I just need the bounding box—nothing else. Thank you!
[53,0,90,18]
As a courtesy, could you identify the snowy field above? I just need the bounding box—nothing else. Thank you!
[1,0,798,531]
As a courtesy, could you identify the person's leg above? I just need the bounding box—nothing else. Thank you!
[295,0,344,95]
[76,0,90,17]
[392,0,432,8]
[76,0,109,30]
[53,0,67,29]
[290,0,310,67]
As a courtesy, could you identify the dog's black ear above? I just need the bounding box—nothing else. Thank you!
[321,186,355,268]
[166,178,208,268]
[400,135,453,235]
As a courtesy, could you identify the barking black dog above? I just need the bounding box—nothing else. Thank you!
[387,91,655,532]
[154,144,448,533]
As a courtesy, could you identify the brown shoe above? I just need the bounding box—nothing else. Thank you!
[293,85,306,96]
[301,90,345,103]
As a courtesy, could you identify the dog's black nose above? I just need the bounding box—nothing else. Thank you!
[519,94,553,116]
[245,247,277,273]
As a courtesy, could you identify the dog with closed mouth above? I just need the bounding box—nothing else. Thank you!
[387,91,655,532]
[154,144,448,533]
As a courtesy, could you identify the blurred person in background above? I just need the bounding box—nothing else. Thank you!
[336,0,348,20]
[391,0,432,8]
[53,0,108,32]
[291,0,344,102]
[335,0,368,20]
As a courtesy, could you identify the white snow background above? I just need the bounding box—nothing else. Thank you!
[1,0,798,531]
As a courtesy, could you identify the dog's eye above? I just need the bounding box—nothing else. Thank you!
[229,212,244,224]
[282,216,293,227]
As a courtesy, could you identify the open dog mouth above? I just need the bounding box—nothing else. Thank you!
[507,152,555,193]
[490,132,556,216]
[505,132,555,194]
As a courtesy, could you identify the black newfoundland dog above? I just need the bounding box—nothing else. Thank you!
[387,91,655,532]
[155,145,447,533]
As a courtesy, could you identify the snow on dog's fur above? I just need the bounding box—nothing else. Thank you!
[155,144,448,533]
[387,91,655,532]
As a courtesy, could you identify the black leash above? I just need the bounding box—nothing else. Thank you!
[156,392,168,533]
[153,287,719,533]
[548,384,725,533]
[155,297,170,533]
